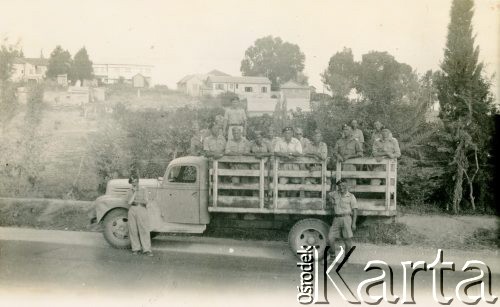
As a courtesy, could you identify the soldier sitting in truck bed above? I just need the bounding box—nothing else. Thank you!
[304,130,328,197]
[225,127,251,185]
[203,122,226,159]
[334,124,363,189]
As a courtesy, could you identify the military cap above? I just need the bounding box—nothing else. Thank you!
[282,127,294,133]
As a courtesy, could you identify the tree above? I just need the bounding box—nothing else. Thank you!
[356,51,417,108]
[435,0,495,213]
[241,36,305,90]
[46,45,72,78]
[321,47,358,98]
[70,47,93,83]
[0,40,21,128]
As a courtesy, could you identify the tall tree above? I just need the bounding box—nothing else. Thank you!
[46,45,72,78]
[435,0,494,213]
[70,47,93,83]
[321,47,358,98]
[241,36,305,90]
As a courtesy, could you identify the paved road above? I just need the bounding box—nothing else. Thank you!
[0,231,498,307]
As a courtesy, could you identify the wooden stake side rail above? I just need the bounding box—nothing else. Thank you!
[208,156,397,215]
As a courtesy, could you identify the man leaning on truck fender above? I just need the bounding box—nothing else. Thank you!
[127,174,153,257]
[327,178,358,262]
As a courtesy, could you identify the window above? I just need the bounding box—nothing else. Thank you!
[261,86,267,93]
[245,87,253,92]
[167,165,197,183]
[236,84,239,89]
[216,83,225,90]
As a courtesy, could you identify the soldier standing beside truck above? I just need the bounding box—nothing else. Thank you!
[327,178,358,261]
[127,174,153,256]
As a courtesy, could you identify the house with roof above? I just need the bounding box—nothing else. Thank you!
[93,63,153,86]
[177,69,229,97]
[201,75,272,99]
[11,58,49,83]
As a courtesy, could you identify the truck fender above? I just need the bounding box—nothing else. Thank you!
[94,195,130,224]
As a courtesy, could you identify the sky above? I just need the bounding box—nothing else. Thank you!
[1,0,498,96]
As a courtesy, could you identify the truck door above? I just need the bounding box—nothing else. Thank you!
[157,164,200,224]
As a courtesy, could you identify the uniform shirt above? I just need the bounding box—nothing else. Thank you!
[225,138,251,154]
[224,108,246,125]
[352,128,365,143]
[334,137,363,158]
[127,186,148,205]
[373,137,401,158]
[274,137,303,154]
[328,190,358,215]
[250,141,271,153]
[305,142,328,160]
[203,135,226,155]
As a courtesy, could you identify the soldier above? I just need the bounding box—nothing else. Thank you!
[265,126,281,154]
[127,174,153,257]
[371,121,384,146]
[371,128,401,185]
[327,178,358,262]
[250,131,271,158]
[225,127,251,184]
[304,129,328,184]
[203,122,226,159]
[334,125,363,188]
[350,120,365,145]
[189,121,208,156]
[274,127,302,185]
[224,97,247,140]
[295,128,311,152]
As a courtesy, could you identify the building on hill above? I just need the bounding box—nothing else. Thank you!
[177,69,229,97]
[201,75,272,99]
[280,81,311,99]
[93,63,153,86]
[246,81,312,117]
[11,57,49,83]
[279,81,311,112]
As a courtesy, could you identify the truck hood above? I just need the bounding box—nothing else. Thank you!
[105,178,160,198]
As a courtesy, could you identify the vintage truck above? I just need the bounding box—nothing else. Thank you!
[91,155,397,258]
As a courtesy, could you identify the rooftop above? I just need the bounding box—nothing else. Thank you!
[13,57,49,66]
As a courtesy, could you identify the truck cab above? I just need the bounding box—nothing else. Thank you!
[93,156,210,248]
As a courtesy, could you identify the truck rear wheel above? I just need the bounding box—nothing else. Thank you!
[103,208,131,249]
[288,218,329,260]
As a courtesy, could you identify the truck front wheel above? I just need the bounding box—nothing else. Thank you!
[102,208,131,249]
[288,218,329,260]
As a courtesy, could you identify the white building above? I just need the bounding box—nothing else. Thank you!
[177,70,230,97]
[202,75,272,99]
[93,63,153,86]
[11,58,48,83]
